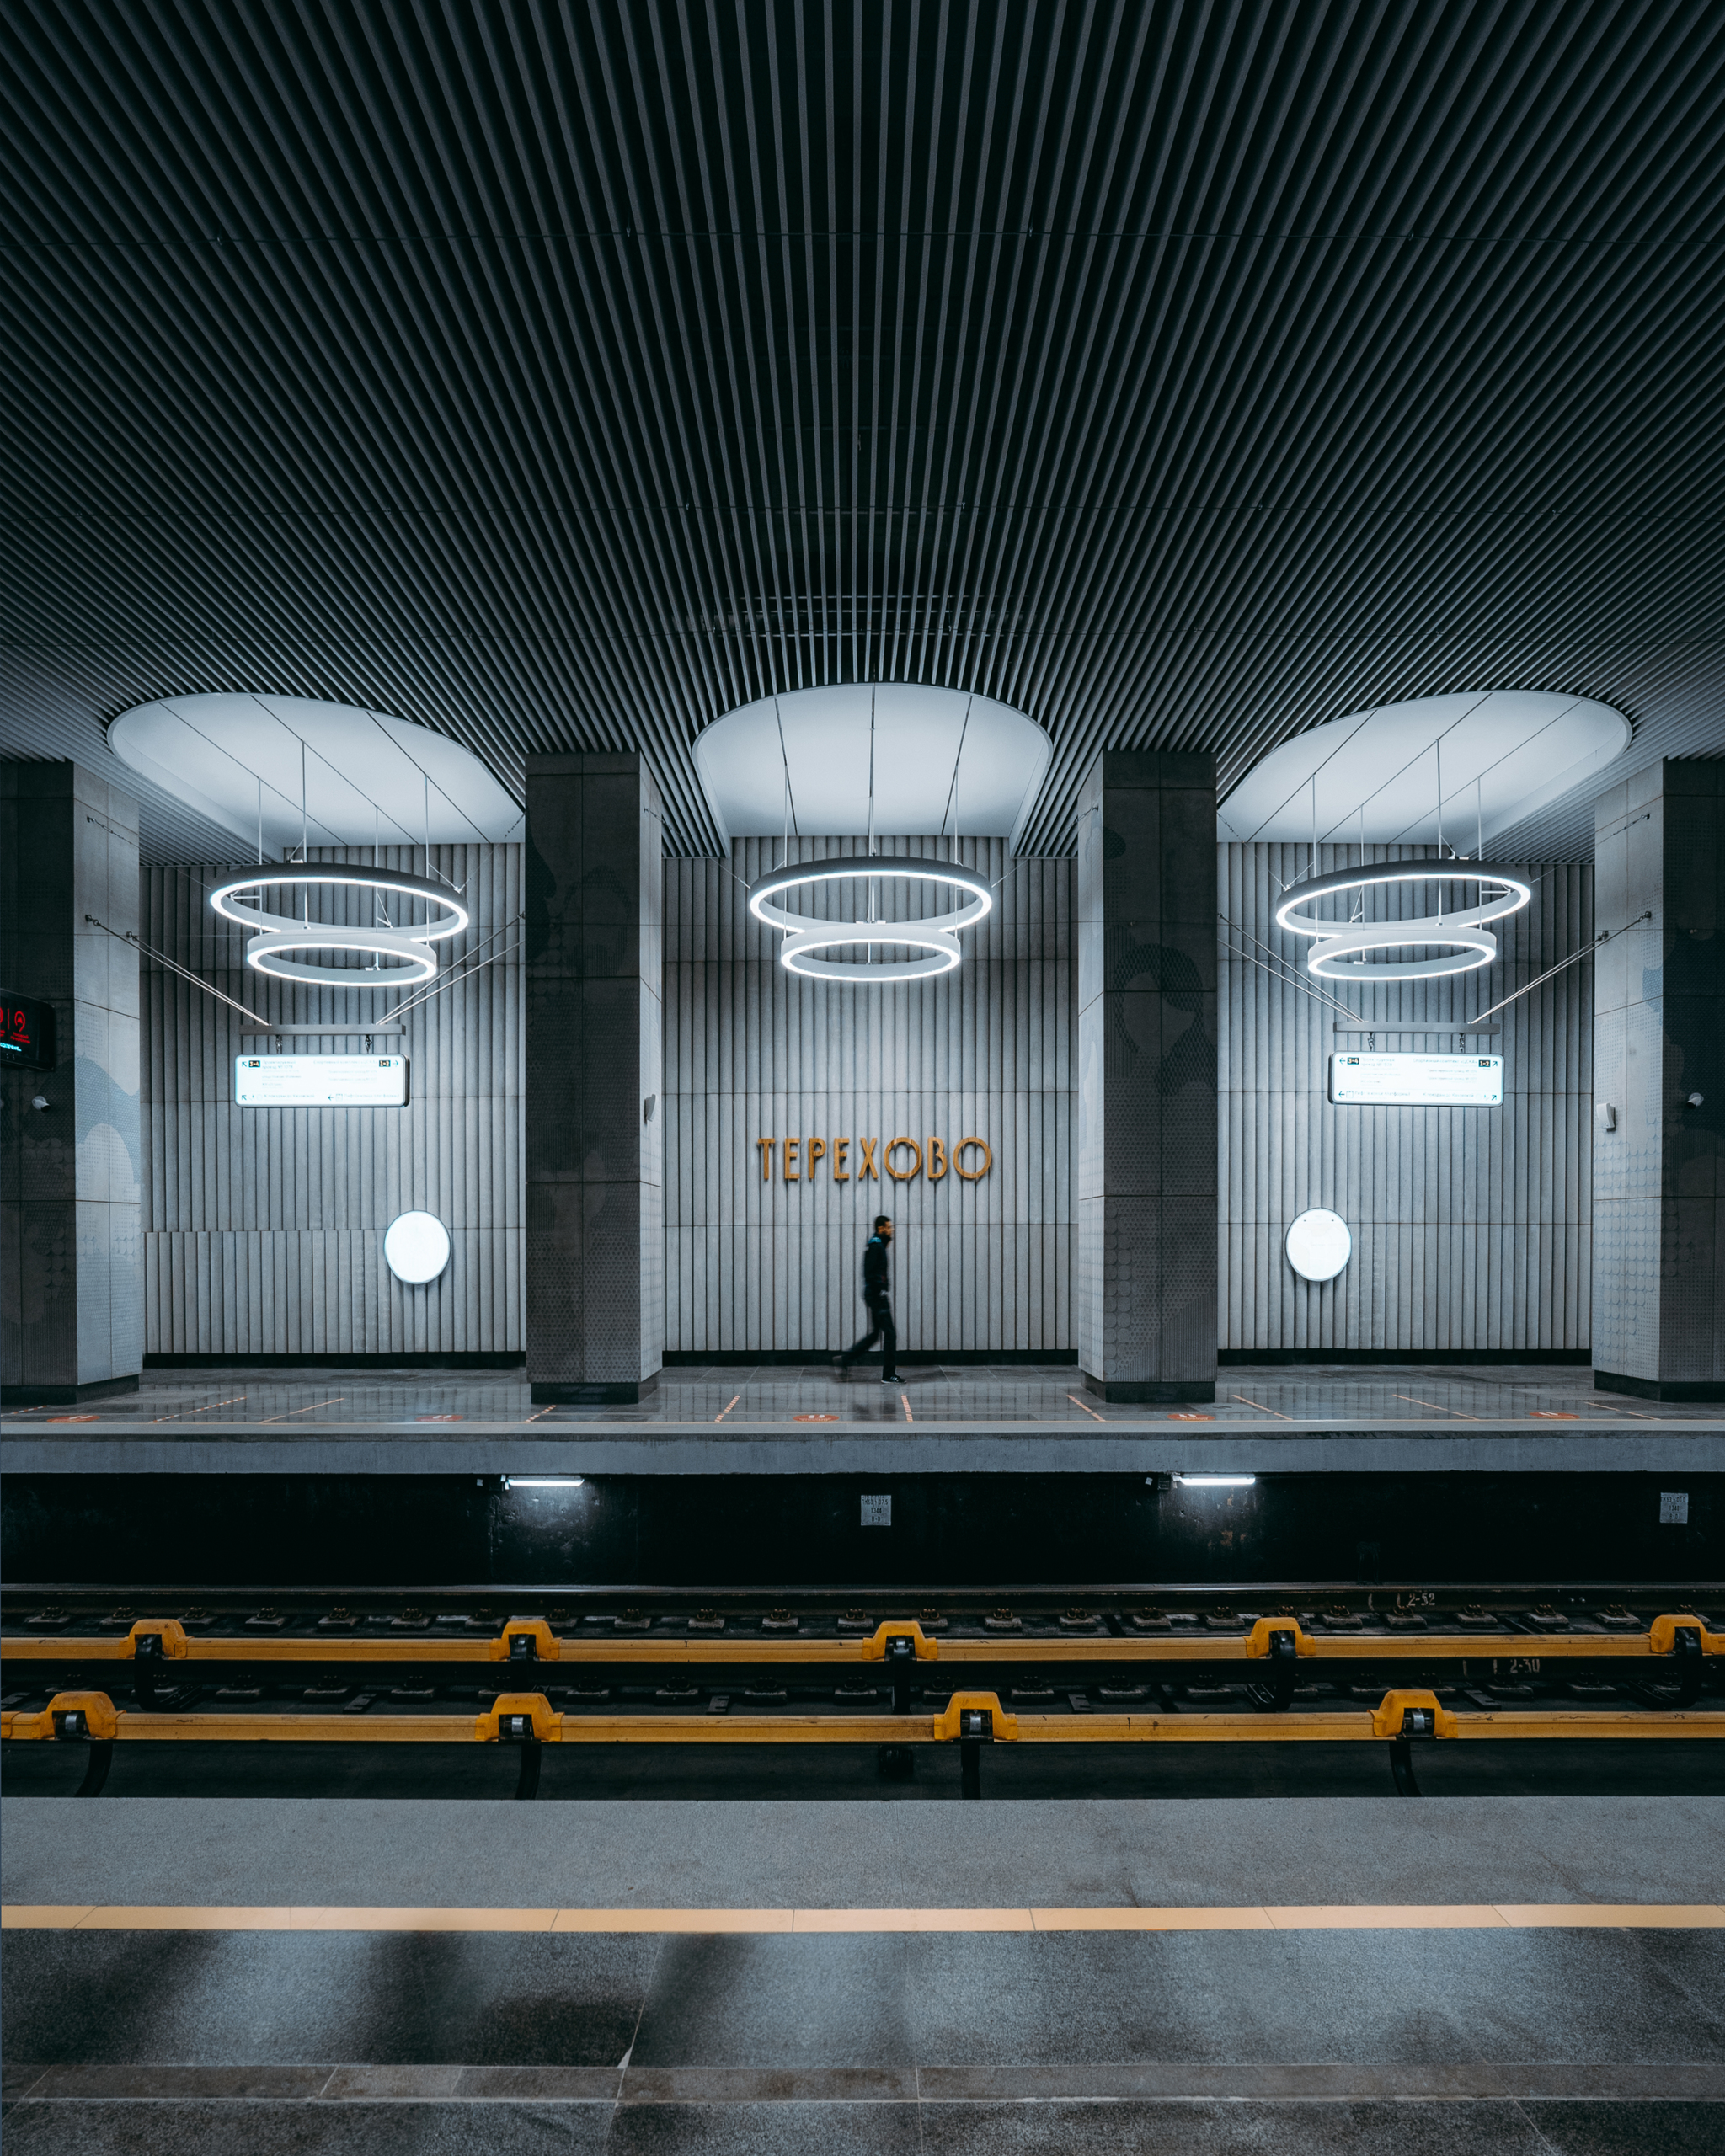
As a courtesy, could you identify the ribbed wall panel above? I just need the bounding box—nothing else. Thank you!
[1218,846,1593,1352]
[141,843,522,1354]
[665,839,1072,1354]
[137,830,1593,1354]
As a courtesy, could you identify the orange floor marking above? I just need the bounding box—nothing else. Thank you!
[8,1902,1724,1934]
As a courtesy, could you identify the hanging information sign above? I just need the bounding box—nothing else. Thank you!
[1328,1054,1503,1107]
[235,1054,409,1107]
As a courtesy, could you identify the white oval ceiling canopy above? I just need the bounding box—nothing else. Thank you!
[694,684,1051,851]
[108,693,524,857]
[1219,691,1630,848]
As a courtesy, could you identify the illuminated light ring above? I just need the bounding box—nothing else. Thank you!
[1274,862,1533,984]
[231,924,438,986]
[779,923,961,982]
[208,866,468,986]
[748,856,991,984]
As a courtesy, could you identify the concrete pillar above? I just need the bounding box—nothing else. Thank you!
[1076,750,1218,1402]
[1593,759,1724,1401]
[525,753,664,1402]
[0,761,143,1403]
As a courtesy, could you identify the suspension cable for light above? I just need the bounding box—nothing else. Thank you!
[208,865,468,985]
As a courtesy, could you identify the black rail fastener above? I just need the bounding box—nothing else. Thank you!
[958,1705,994,1801]
[498,1710,542,1800]
[514,1742,542,1801]
[132,1631,165,1710]
[52,1707,114,1798]
[1249,1630,1300,1713]
[1670,1625,1705,1710]
[1389,1705,1437,1798]
[878,1633,918,1780]
[75,1742,115,1798]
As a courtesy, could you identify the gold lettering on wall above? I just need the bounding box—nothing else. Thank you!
[750,1139,991,1187]
[884,1138,922,1181]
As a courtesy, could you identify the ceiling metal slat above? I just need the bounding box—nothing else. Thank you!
[3,0,1722,862]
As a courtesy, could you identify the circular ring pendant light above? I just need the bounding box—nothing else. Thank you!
[1274,861,1532,982]
[740,684,998,984]
[749,857,991,982]
[208,865,469,985]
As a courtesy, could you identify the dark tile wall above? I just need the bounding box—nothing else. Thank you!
[1593,758,1724,1398]
[1076,750,1218,1403]
[525,753,665,1401]
[0,760,142,1399]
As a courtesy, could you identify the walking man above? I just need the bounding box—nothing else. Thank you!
[836,1214,896,1385]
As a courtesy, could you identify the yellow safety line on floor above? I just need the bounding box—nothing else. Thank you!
[5,1902,1723,1934]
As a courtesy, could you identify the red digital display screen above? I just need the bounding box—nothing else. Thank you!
[0,992,56,1071]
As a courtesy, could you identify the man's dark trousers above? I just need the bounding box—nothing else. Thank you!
[846,1296,896,1381]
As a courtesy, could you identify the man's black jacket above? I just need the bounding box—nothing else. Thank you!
[861,1233,889,1303]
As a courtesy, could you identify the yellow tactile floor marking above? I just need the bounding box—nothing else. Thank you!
[5,1903,1724,1933]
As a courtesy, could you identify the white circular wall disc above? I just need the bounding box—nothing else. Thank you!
[1286,1209,1352,1283]
[384,1210,451,1284]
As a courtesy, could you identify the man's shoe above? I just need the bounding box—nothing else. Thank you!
[881,1374,897,1385]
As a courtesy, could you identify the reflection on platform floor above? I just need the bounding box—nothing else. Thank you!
[4,1797,1723,2150]
[2,1360,1714,1429]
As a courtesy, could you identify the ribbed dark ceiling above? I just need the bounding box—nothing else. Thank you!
[3,0,1724,859]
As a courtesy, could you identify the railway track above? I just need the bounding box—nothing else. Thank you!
[5,1582,1721,1800]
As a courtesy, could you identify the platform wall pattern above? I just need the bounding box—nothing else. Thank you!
[664,838,1074,1354]
[141,845,522,1357]
[1219,846,1594,1353]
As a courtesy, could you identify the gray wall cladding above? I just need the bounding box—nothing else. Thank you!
[1592,760,1725,1390]
[665,838,1072,1354]
[1,761,144,1390]
[142,845,522,1355]
[1219,846,1594,1353]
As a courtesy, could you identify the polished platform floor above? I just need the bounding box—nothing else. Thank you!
[3,1359,1714,1428]
[9,1358,1717,1481]
[4,1796,1722,2150]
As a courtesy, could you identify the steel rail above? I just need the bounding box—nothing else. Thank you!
[7,1693,1725,1748]
[5,1617,1719,1666]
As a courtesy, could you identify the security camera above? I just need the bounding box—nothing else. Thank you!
[30,1095,49,1112]
[1688,1091,1706,1109]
